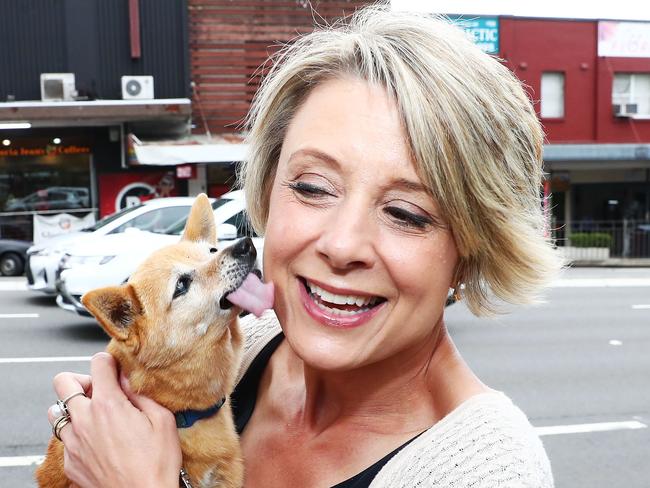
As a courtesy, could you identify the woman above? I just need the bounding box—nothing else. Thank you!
[49,5,561,487]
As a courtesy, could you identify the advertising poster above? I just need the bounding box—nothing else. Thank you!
[98,171,178,217]
[33,212,96,245]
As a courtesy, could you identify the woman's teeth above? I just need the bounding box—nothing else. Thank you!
[306,280,380,315]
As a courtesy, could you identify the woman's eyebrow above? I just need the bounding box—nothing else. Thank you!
[287,148,428,194]
[384,178,428,195]
[287,148,340,169]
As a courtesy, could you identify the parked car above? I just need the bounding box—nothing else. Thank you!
[0,239,32,276]
[5,187,89,212]
[56,191,262,316]
[26,197,197,295]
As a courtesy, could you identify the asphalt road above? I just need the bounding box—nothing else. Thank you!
[0,267,649,487]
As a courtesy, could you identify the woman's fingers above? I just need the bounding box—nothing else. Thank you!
[119,373,177,432]
[89,352,125,400]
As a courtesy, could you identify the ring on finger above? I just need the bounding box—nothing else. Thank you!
[53,415,71,442]
[57,391,87,418]
[49,402,67,425]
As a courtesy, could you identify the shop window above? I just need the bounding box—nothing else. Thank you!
[612,73,650,116]
[540,72,565,118]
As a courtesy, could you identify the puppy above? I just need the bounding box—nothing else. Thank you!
[36,194,273,488]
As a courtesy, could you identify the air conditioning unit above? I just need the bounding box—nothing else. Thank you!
[121,76,154,100]
[613,103,638,117]
[40,73,76,101]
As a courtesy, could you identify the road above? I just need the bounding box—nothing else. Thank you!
[0,267,649,487]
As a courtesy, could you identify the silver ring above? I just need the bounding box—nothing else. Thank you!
[57,391,87,418]
[61,391,87,405]
[53,415,71,442]
[49,402,66,424]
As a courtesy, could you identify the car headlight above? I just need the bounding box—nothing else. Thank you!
[60,254,116,269]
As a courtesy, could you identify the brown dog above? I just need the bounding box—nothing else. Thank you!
[36,194,272,488]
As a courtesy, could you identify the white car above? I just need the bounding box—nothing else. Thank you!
[56,191,263,316]
[26,198,196,295]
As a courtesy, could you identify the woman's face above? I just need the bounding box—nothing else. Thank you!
[264,77,459,371]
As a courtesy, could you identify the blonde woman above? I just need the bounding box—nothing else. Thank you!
[50,5,560,487]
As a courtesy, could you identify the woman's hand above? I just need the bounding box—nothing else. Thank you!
[49,352,182,488]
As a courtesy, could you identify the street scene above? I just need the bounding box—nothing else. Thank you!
[2,0,650,487]
[1,267,649,487]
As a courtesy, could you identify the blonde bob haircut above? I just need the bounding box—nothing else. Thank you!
[241,4,563,316]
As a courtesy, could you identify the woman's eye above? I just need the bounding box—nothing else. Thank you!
[384,206,433,230]
[173,275,192,299]
[289,181,331,198]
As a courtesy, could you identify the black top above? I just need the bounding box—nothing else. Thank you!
[231,333,422,488]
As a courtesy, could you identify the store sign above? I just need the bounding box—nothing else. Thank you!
[0,145,91,157]
[98,171,178,217]
[33,213,96,245]
[176,165,196,179]
[598,21,650,58]
[452,17,499,55]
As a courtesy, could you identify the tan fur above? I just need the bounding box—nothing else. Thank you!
[36,194,245,488]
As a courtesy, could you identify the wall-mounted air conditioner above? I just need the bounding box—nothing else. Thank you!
[40,73,76,101]
[613,103,638,117]
[121,76,154,100]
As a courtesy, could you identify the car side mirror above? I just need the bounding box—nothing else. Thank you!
[217,223,238,241]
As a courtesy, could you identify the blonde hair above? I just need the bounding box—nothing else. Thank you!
[240,4,563,315]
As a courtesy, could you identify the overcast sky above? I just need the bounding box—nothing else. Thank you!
[391,0,650,21]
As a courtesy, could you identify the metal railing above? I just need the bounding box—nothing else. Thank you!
[552,219,650,260]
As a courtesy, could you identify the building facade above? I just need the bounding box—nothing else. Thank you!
[0,0,193,241]
[498,17,650,258]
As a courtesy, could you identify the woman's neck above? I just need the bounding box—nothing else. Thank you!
[269,321,486,437]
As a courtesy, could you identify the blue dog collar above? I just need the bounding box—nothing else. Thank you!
[175,397,226,429]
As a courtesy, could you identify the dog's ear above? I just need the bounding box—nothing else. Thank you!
[81,284,142,342]
[182,193,216,244]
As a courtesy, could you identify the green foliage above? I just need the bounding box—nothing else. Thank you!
[570,232,612,248]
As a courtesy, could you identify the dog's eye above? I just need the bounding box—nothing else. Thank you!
[209,247,217,254]
[173,275,192,299]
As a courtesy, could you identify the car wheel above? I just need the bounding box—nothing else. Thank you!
[0,252,24,276]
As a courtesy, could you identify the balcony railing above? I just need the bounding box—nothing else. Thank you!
[552,220,650,260]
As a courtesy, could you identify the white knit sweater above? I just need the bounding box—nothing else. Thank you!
[237,311,554,488]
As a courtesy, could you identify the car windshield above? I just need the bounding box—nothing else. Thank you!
[80,204,143,232]
[163,197,233,235]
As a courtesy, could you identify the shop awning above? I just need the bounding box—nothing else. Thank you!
[0,99,192,128]
[543,143,650,161]
[128,134,249,165]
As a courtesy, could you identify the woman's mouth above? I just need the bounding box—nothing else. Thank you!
[298,277,386,327]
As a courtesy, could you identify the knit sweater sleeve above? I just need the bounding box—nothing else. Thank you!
[370,392,554,488]
[235,310,282,385]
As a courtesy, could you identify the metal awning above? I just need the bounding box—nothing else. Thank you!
[543,143,650,161]
[128,134,249,165]
[0,98,191,128]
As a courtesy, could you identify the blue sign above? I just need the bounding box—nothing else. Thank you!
[452,17,500,55]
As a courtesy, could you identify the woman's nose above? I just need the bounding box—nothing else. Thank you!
[314,202,375,270]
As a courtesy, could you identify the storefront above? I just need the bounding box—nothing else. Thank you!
[0,98,192,243]
[545,144,650,258]
[0,128,105,241]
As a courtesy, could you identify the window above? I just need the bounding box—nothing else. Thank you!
[541,72,565,118]
[613,73,650,116]
[111,206,191,234]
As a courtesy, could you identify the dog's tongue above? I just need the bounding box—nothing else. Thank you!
[226,273,274,317]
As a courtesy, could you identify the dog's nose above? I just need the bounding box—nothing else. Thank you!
[230,237,256,260]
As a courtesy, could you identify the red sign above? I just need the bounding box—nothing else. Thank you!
[98,171,178,217]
